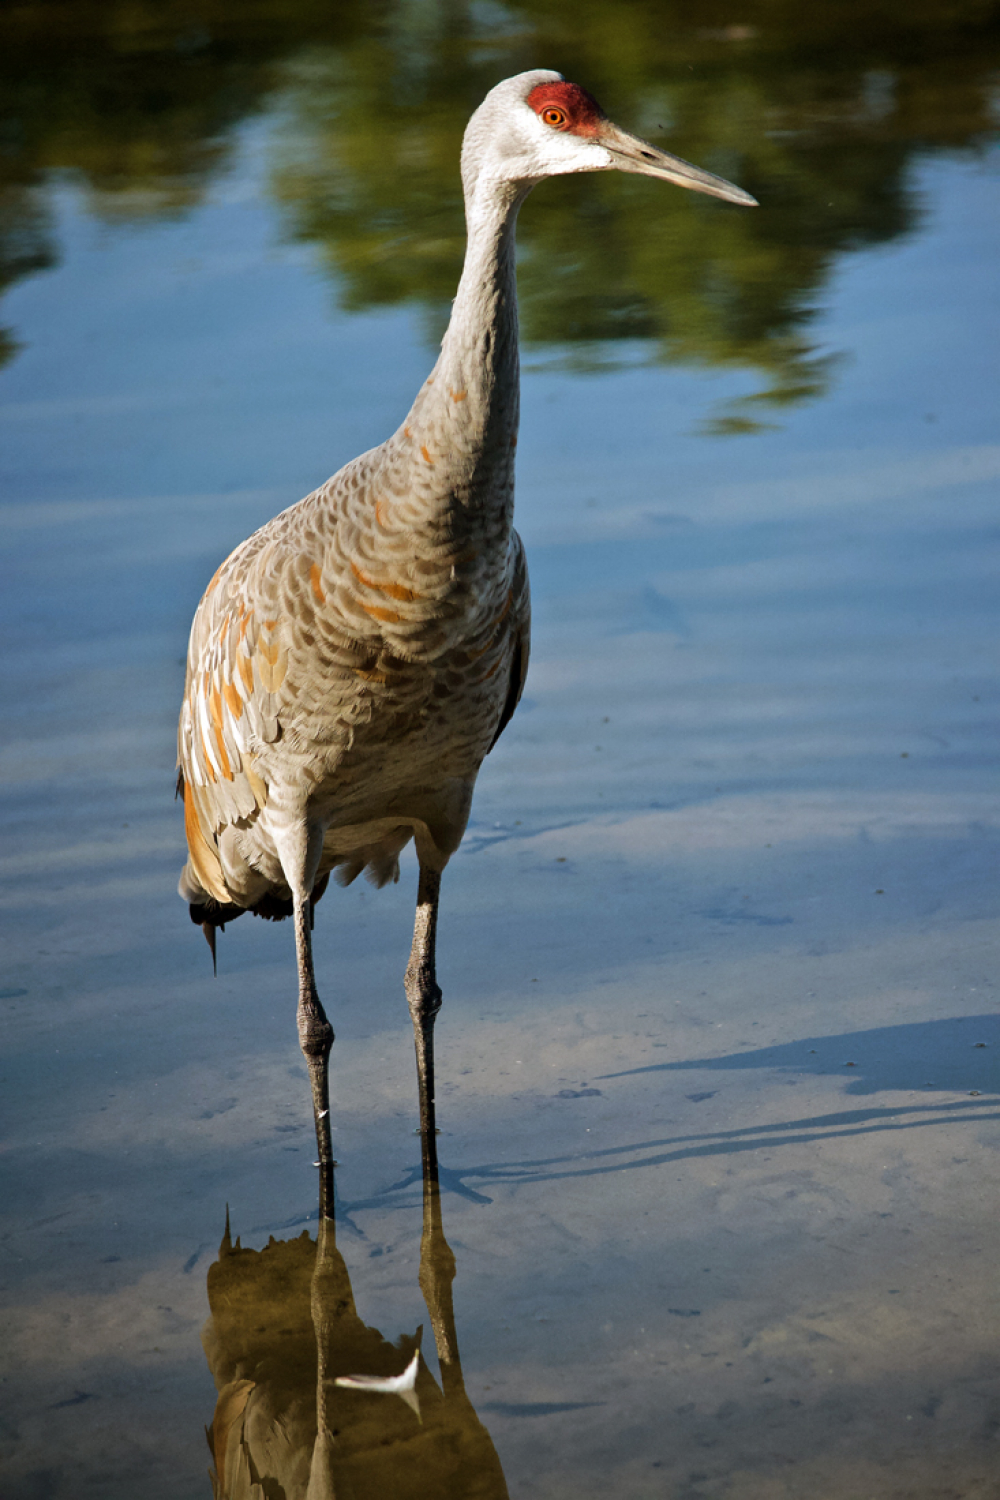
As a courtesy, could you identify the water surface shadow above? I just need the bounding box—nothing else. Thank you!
[329,1100,999,1215]
[599,1014,1000,1096]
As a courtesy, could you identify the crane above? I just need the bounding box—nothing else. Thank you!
[176,71,755,1202]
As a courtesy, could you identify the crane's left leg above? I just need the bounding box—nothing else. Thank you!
[405,865,443,1174]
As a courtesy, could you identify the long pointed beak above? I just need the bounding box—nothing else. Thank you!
[597,121,757,207]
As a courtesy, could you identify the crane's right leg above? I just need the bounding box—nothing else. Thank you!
[293,892,335,1212]
[276,820,336,1216]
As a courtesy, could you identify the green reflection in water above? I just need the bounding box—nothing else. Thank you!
[202,1161,508,1499]
[1,1,997,425]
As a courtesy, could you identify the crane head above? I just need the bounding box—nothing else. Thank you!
[462,70,756,209]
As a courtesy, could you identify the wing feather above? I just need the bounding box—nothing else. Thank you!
[487,531,531,753]
[178,543,282,854]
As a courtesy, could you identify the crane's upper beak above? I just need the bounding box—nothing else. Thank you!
[596,120,757,207]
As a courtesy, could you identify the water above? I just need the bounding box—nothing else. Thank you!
[1,6,999,1496]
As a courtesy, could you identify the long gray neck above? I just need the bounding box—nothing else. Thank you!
[436,177,526,437]
[380,177,531,543]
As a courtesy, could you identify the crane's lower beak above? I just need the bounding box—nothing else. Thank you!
[597,121,757,207]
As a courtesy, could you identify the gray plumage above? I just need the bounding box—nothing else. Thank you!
[176,70,755,1183]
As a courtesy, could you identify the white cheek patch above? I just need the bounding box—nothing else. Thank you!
[532,128,613,175]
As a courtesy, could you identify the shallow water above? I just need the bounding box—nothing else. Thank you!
[2,6,999,1497]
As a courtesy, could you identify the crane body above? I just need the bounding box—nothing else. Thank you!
[176,72,755,1196]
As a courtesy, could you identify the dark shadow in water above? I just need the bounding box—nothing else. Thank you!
[599,1014,1000,1096]
[363,1098,1000,1205]
[202,1147,510,1498]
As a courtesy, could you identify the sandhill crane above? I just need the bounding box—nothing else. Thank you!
[176,70,755,1200]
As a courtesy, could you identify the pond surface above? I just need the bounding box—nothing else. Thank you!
[1,5,999,1497]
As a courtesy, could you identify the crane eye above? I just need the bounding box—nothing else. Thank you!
[541,107,567,128]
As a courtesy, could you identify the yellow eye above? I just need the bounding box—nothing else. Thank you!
[542,107,567,128]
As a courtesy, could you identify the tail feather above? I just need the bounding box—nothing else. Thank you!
[202,921,218,975]
[184,872,332,972]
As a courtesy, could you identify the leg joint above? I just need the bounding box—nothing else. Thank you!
[405,962,442,1021]
[299,1012,334,1060]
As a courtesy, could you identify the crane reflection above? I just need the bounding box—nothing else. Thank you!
[201,1139,509,1499]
